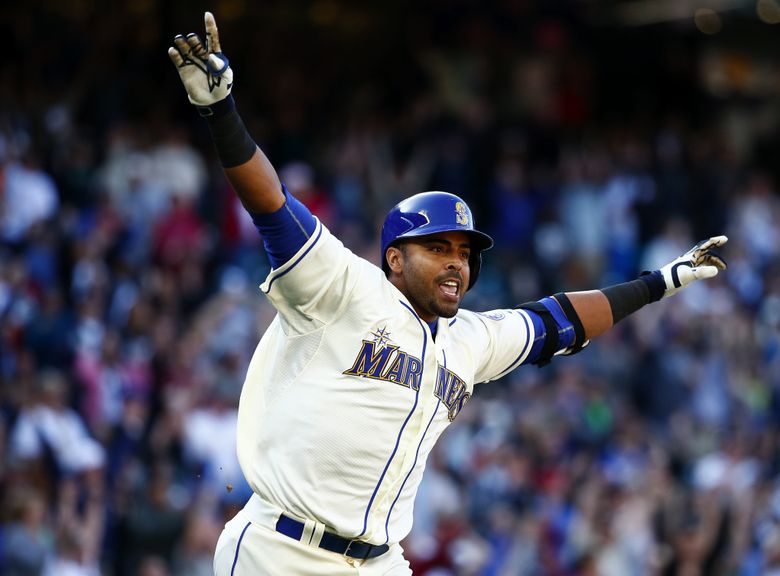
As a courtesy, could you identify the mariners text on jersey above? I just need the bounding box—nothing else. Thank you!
[343,337,423,391]
[343,334,471,421]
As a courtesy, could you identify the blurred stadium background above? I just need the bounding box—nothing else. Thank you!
[2,1,780,574]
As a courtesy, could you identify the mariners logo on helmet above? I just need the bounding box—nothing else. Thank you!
[380,191,494,291]
[455,202,469,225]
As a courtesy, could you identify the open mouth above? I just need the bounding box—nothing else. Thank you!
[439,279,460,301]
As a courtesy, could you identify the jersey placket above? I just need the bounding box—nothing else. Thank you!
[372,322,451,540]
[356,307,429,541]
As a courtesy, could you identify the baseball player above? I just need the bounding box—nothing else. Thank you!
[169,13,727,575]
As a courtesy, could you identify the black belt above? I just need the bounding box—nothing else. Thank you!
[275,514,390,560]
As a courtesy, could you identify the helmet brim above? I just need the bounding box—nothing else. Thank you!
[392,226,494,252]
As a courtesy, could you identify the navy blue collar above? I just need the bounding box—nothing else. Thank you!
[427,319,438,340]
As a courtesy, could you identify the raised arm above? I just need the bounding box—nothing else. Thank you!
[168,12,284,213]
[519,236,728,365]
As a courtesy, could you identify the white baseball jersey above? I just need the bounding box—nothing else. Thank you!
[236,218,540,546]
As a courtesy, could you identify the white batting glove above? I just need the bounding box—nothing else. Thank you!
[658,235,728,298]
[168,12,233,107]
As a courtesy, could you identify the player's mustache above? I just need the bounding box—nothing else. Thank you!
[436,272,463,286]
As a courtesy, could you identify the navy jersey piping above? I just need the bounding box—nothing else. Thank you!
[261,221,323,294]
[500,310,534,373]
[230,521,251,575]
[357,300,427,538]
[383,348,448,543]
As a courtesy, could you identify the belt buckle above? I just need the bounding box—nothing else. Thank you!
[343,539,367,560]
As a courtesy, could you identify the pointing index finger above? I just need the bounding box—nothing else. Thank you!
[205,11,222,53]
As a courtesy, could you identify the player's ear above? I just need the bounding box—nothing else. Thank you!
[386,245,404,274]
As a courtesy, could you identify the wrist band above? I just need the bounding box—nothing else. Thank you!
[601,270,665,324]
[639,270,666,302]
[197,96,257,168]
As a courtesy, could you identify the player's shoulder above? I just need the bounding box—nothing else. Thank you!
[261,220,386,299]
[302,220,383,276]
[337,236,403,300]
[454,308,516,324]
[450,307,529,334]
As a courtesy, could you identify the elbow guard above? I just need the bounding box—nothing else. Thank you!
[517,293,587,367]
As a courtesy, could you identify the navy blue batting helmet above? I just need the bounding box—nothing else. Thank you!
[380,191,494,290]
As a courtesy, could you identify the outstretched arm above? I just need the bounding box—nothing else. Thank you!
[520,236,728,365]
[168,12,284,213]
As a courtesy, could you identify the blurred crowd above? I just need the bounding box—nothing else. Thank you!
[2,1,780,575]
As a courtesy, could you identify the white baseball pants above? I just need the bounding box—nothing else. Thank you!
[213,493,412,575]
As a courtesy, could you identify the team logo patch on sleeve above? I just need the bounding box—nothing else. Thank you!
[343,326,423,391]
[478,311,506,321]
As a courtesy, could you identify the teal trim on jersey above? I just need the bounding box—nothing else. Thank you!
[358,300,426,539]
[261,221,323,294]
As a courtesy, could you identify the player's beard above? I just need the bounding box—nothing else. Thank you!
[428,293,460,319]
[404,269,463,320]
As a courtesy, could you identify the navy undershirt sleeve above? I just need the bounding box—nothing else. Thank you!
[522,311,547,365]
[249,183,317,269]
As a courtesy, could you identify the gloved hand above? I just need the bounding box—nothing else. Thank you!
[657,235,728,298]
[168,12,233,108]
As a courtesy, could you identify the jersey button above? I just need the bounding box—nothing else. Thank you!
[346,558,356,567]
